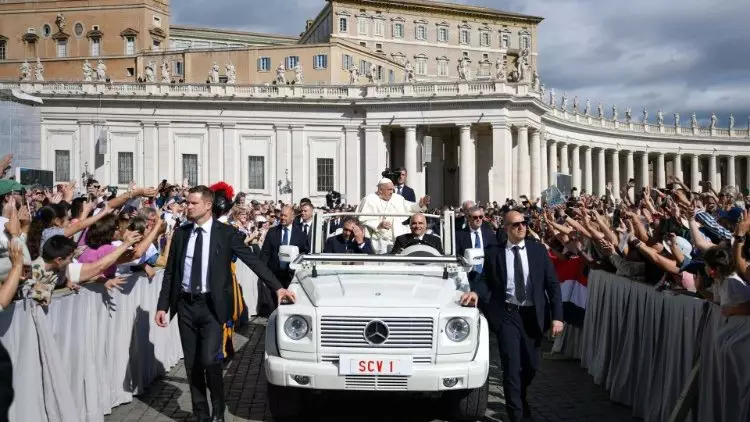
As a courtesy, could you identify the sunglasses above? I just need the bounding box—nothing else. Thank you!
[509,221,528,228]
[470,215,483,220]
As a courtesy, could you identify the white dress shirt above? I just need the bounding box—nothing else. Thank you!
[504,240,534,306]
[182,218,213,293]
[280,223,294,245]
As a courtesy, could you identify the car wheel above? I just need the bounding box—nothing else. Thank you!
[267,382,306,421]
[443,378,489,422]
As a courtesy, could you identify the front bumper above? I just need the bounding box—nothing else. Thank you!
[265,355,489,392]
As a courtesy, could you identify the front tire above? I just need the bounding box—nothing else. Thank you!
[443,379,489,422]
[267,382,306,421]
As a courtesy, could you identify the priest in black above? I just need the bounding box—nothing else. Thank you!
[156,186,296,422]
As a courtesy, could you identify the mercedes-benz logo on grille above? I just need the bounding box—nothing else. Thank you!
[363,320,389,345]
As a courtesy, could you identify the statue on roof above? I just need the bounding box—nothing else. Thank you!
[275,62,286,84]
[294,63,303,84]
[657,110,664,126]
[209,62,220,83]
[584,98,591,116]
[34,58,44,81]
[82,60,93,82]
[19,60,31,82]
[404,60,415,83]
[160,61,170,83]
[348,64,359,84]
[96,59,107,82]
[495,54,506,81]
[145,61,156,82]
[226,62,237,84]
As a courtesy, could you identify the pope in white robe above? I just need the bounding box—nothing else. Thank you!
[357,178,429,253]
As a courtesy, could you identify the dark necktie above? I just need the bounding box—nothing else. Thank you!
[473,231,483,273]
[397,186,402,195]
[190,227,203,294]
[280,227,289,269]
[303,223,309,238]
[512,245,526,303]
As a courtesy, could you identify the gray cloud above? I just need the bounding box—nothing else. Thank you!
[172,0,750,126]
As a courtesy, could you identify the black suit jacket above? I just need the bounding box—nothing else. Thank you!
[294,219,314,246]
[391,233,443,254]
[323,235,374,254]
[157,219,283,322]
[474,241,563,335]
[396,184,416,202]
[260,224,310,273]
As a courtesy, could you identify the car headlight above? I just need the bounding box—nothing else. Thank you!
[445,317,470,342]
[283,315,309,340]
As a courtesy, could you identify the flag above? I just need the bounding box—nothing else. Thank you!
[549,253,587,327]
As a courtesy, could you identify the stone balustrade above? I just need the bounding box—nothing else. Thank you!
[3,80,747,139]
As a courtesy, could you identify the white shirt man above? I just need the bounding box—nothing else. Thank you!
[504,239,534,306]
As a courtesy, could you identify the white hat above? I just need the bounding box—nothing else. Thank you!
[662,236,692,259]
[378,178,394,186]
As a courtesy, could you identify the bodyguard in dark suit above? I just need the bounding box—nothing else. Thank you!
[323,217,374,254]
[460,210,563,422]
[391,213,444,254]
[155,186,296,422]
[260,205,310,288]
[394,167,416,202]
[293,202,314,245]
[456,207,498,284]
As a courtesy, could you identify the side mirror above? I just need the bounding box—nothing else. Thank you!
[279,245,300,265]
[463,248,484,267]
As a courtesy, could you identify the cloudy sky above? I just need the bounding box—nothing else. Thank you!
[173,0,750,127]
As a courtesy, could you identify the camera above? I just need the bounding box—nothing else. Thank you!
[381,168,401,185]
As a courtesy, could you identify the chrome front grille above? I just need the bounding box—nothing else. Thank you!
[320,316,434,349]
[321,354,432,364]
[344,375,408,391]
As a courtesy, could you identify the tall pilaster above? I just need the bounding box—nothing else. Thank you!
[290,125,307,202]
[222,123,239,191]
[530,128,541,199]
[459,124,475,202]
[626,150,635,183]
[344,126,361,202]
[584,146,593,194]
[517,125,530,198]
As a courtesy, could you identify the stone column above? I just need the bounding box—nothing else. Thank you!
[584,146,593,194]
[404,126,418,186]
[610,149,621,199]
[492,123,513,202]
[429,135,444,207]
[459,125,475,202]
[540,137,548,192]
[530,128,541,199]
[746,157,750,191]
[363,125,384,194]
[709,154,718,189]
[656,152,666,188]
[548,140,558,187]
[597,148,606,196]
[691,155,701,191]
[727,155,736,188]
[639,152,649,189]
[344,126,361,202]
[516,125,530,198]
[274,125,291,203]
[626,150,635,183]
[674,153,683,182]
[571,144,581,190]
[559,143,569,175]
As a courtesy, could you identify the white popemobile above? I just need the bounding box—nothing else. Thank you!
[264,211,490,421]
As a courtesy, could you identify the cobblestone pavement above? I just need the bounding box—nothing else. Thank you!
[106,318,637,422]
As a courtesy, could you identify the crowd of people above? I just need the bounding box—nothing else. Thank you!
[1,151,750,419]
